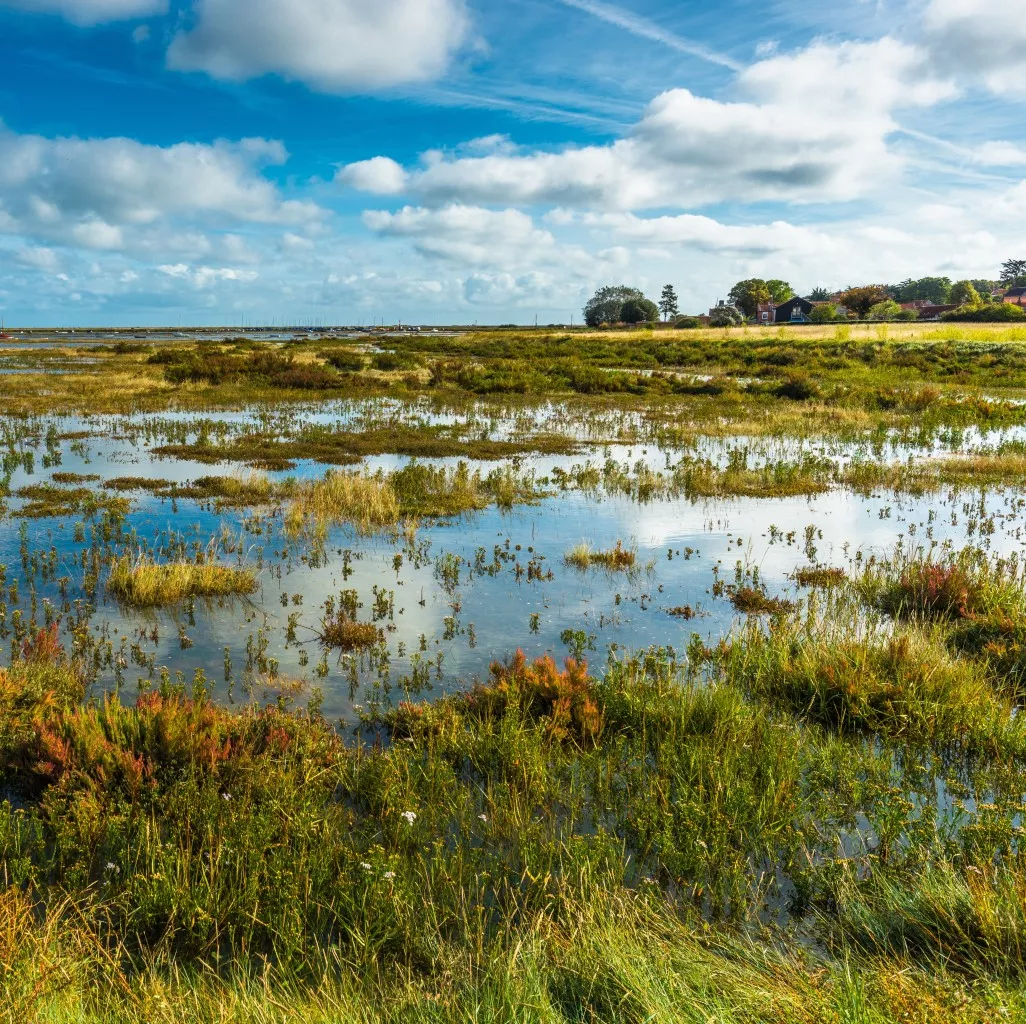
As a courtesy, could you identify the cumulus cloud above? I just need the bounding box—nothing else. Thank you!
[924,0,1026,95]
[363,204,556,266]
[578,212,835,258]
[338,38,953,210]
[0,0,165,23]
[0,125,322,254]
[337,157,408,195]
[168,0,469,92]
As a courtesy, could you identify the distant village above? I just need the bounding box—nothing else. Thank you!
[711,286,1026,326]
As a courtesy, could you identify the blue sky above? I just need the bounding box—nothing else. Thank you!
[0,0,1024,325]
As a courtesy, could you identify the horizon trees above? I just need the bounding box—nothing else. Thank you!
[583,285,649,327]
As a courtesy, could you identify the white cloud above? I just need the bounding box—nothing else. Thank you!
[0,0,165,24]
[339,39,954,210]
[168,0,470,92]
[972,141,1026,166]
[0,125,322,254]
[363,204,556,266]
[15,247,60,272]
[337,157,408,195]
[158,263,258,288]
[580,212,835,257]
[924,0,1026,95]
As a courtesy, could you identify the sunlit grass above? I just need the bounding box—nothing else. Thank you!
[564,540,636,570]
[107,556,258,606]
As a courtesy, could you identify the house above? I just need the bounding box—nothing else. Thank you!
[1003,287,1026,306]
[915,303,960,320]
[756,302,776,323]
[771,297,815,324]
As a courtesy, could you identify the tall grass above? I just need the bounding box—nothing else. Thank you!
[107,555,258,606]
[564,540,636,571]
[284,469,401,539]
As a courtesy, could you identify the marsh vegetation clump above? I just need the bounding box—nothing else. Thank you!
[14,483,130,519]
[319,611,380,651]
[284,470,402,539]
[564,540,636,571]
[107,556,258,607]
[285,462,539,540]
[729,586,796,615]
[792,565,847,587]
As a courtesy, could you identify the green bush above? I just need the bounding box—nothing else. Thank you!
[942,303,1026,322]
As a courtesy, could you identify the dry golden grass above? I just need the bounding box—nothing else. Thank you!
[284,470,400,539]
[564,540,636,571]
[107,556,258,607]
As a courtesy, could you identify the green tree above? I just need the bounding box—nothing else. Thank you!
[943,303,1026,322]
[1001,259,1026,287]
[621,297,659,324]
[838,285,890,319]
[658,284,679,321]
[583,285,646,327]
[809,303,840,323]
[709,304,744,327]
[808,286,832,302]
[950,280,981,307]
[727,279,771,318]
[766,280,795,304]
[867,299,903,320]
[888,277,952,304]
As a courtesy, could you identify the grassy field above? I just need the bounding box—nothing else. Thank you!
[4,325,1026,1020]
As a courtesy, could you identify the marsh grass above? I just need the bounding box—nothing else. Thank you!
[842,448,1026,494]
[14,483,130,520]
[860,549,1026,693]
[107,556,258,607]
[793,565,847,587]
[2,607,1026,1018]
[286,462,539,539]
[564,540,636,571]
[284,470,401,539]
[319,611,380,651]
[729,586,797,615]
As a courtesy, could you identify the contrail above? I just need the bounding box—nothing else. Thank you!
[557,0,743,71]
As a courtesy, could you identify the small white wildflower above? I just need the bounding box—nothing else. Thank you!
[105,861,119,873]
[383,871,396,880]
[221,792,231,801]
[401,810,417,825]
[478,814,488,823]
[360,862,373,872]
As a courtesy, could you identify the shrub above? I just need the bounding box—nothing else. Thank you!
[942,303,1026,322]
[709,305,744,327]
[774,374,821,401]
[810,304,841,323]
[867,300,904,321]
[323,349,365,372]
[371,351,422,371]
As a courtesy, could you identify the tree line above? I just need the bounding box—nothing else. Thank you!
[583,260,1026,328]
